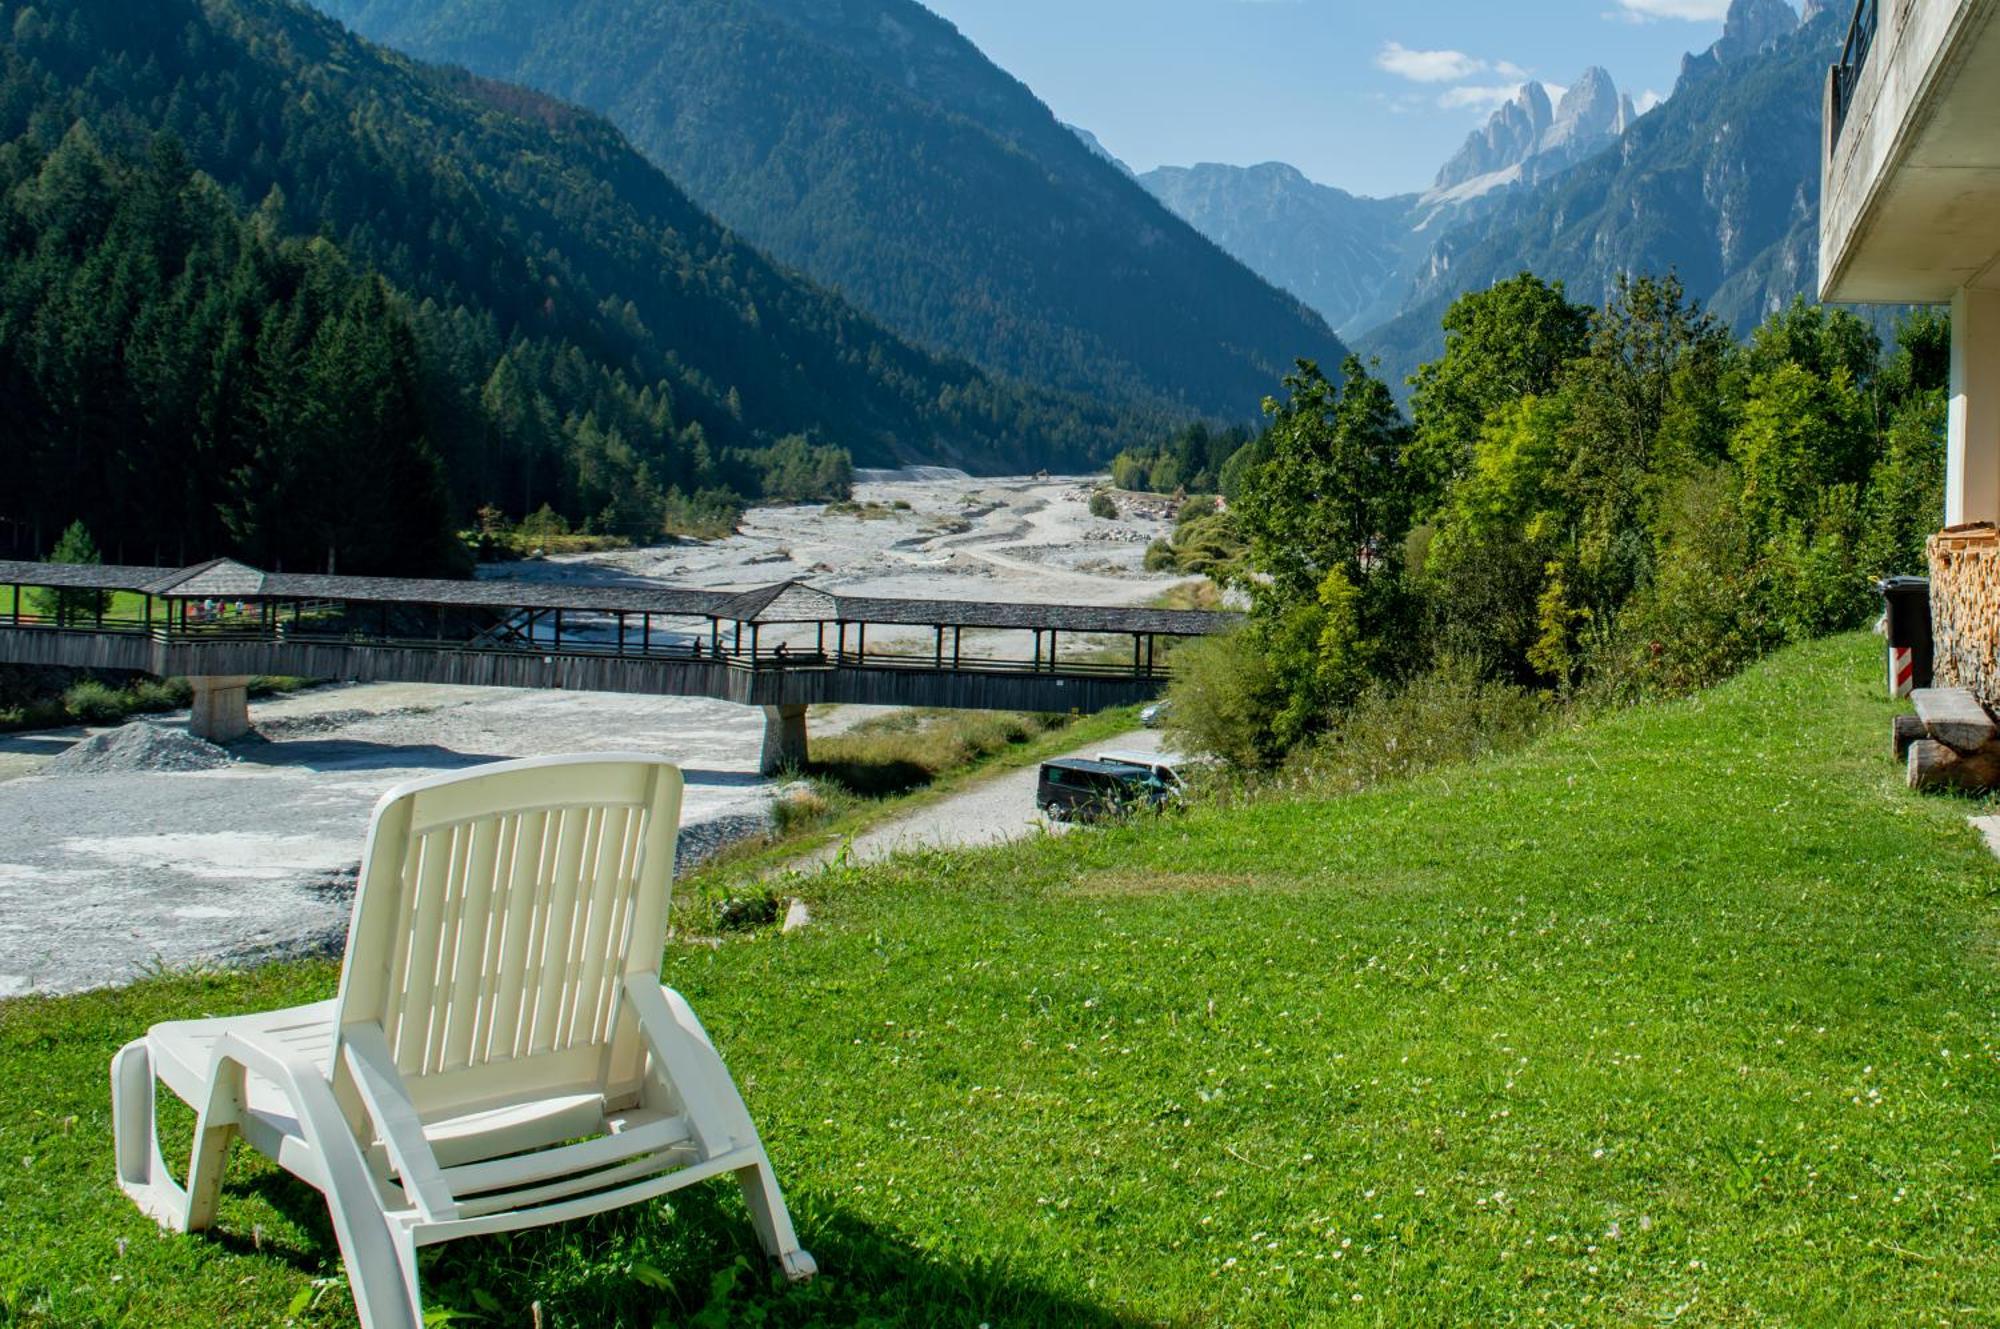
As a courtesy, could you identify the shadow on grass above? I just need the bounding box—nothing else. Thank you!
[806,757,935,797]
[222,1168,1138,1327]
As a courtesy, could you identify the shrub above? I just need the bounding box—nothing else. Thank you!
[1585,466,1772,701]
[1162,632,1286,769]
[129,678,193,713]
[1286,655,1551,795]
[660,489,742,541]
[1168,512,1243,579]
[1176,495,1218,526]
[61,679,129,725]
[1143,539,1178,572]
[1088,491,1118,520]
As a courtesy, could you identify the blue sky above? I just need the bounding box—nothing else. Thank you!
[918,0,1768,197]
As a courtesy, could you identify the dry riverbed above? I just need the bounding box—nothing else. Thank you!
[0,472,1193,994]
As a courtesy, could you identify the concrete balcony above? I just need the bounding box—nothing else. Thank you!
[1819,0,2000,305]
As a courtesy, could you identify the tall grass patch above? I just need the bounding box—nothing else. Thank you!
[807,709,1068,795]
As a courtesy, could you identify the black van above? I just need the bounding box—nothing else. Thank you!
[1036,757,1171,822]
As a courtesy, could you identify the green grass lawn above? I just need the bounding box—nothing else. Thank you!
[5,632,1999,1325]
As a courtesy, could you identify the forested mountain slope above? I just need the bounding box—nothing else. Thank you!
[0,0,1136,572]
[1139,163,1420,339]
[310,0,1349,421]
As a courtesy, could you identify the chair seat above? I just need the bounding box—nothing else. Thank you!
[111,755,816,1328]
[148,1000,337,1122]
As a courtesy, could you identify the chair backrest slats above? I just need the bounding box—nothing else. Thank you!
[333,756,683,1118]
[441,813,504,1072]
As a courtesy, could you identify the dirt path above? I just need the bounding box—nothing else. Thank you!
[798,728,1170,869]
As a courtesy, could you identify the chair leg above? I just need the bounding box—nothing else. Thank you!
[110,1039,196,1231]
[735,1150,816,1281]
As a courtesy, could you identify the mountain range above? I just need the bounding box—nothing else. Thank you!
[308,0,1349,423]
[1138,61,1638,340]
[1134,0,1839,387]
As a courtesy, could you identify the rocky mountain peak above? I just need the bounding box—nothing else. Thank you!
[1678,0,1799,88]
[1430,66,1634,199]
[1713,0,1800,62]
[1433,80,1553,190]
[1546,66,1623,152]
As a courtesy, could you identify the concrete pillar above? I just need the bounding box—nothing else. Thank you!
[759,703,808,776]
[188,675,253,743]
[1947,285,2000,526]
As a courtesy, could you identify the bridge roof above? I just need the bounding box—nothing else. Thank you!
[0,560,164,591]
[258,572,739,617]
[0,560,1239,636]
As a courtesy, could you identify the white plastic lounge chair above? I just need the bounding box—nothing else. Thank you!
[110,753,814,1328]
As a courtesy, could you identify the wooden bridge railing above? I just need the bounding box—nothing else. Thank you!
[0,609,1172,678]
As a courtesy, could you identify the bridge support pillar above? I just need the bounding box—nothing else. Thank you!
[759,704,808,776]
[188,675,253,744]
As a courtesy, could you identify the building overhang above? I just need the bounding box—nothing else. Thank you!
[1820,0,2000,304]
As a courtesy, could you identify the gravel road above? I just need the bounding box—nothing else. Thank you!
[800,728,1171,868]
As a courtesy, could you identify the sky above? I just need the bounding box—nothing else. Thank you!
[916,0,1764,198]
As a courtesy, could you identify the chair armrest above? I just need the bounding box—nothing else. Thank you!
[339,1026,459,1222]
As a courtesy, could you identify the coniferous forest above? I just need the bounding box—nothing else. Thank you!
[0,0,1150,574]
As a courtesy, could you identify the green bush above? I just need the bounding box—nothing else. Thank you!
[1176,495,1218,526]
[1168,512,1243,578]
[1088,491,1118,520]
[1162,632,1286,769]
[1286,655,1551,795]
[129,678,194,713]
[1586,467,1772,700]
[61,679,129,725]
[1143,539,1178,572]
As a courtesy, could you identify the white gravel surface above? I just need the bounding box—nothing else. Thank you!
[1,471,1195,995]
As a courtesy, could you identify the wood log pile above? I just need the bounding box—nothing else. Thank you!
[1927,522,2000,704]
[1901,686,2000,792]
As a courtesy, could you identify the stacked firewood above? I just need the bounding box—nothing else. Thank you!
[1927,523,2000,703]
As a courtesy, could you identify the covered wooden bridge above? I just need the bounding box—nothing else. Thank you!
[0,558,1236,771]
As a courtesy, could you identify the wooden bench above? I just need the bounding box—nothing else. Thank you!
[1902,687,2000,791]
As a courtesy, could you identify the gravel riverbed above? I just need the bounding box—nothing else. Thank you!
[1,472,1194,994]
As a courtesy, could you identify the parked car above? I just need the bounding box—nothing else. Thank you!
[1095,750,1185,791]
[1139,700,1172,728]
[1036,756,1176,822]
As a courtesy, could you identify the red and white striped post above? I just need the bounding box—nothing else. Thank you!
[1890,644,1915,698]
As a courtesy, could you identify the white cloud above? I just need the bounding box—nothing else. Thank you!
[1438,83,1526,113]
[1494,60,1529,79]
[1634,88,1664,113]
[1610,0,1730,20]
[1375,42,1487,83]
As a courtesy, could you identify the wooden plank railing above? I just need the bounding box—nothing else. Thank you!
[0,613,1174,679]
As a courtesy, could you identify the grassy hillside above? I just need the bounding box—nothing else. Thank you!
[5,632,1999,1324]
